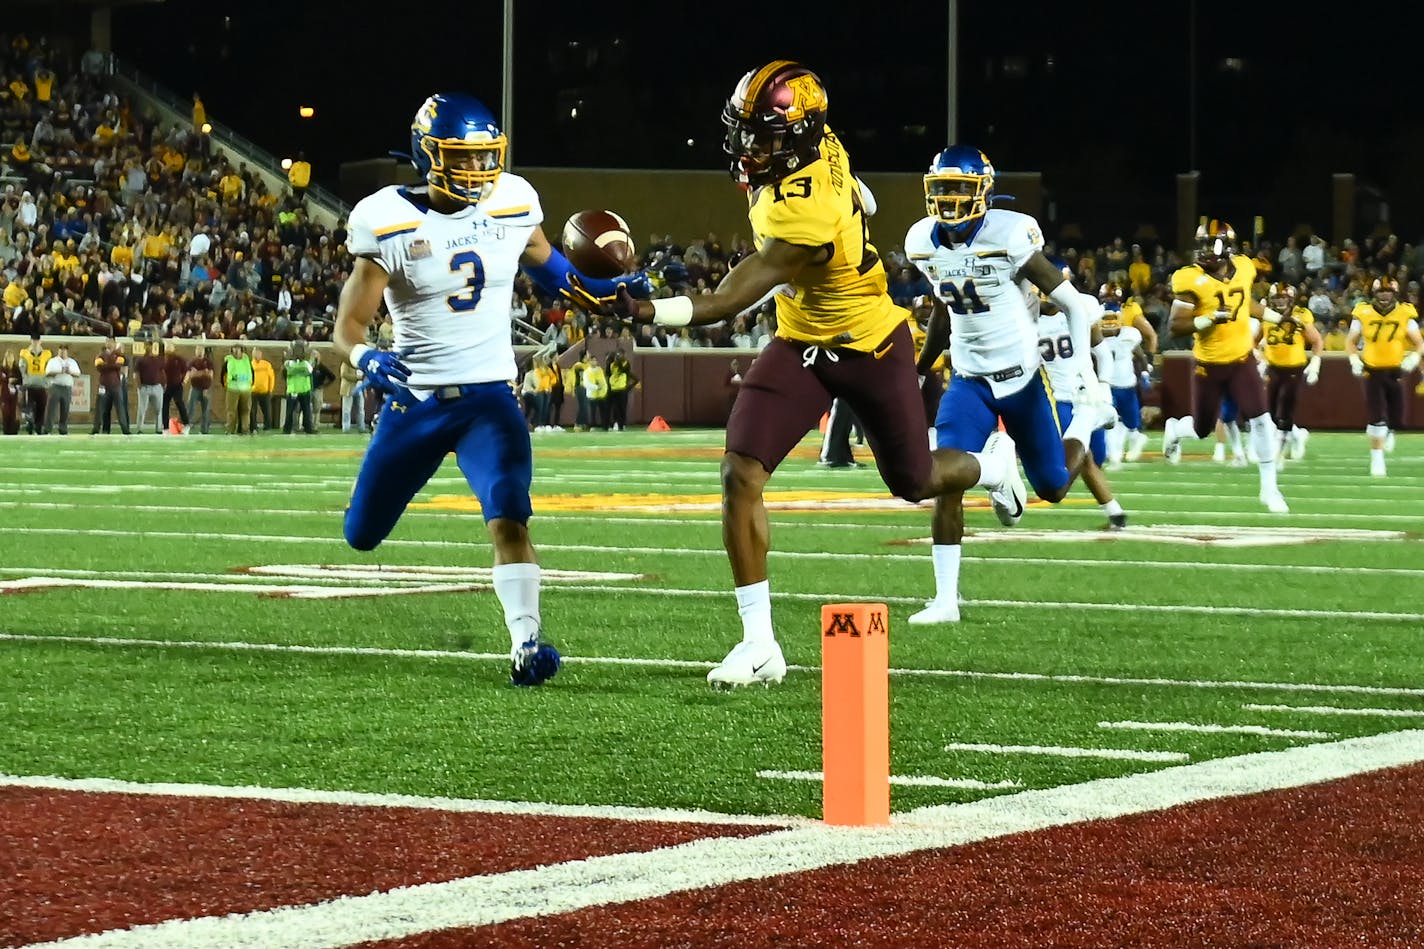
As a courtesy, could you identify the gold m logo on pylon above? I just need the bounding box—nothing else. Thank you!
[866,612,886,636]
[823,612,860,637]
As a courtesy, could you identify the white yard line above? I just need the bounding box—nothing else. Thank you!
[18,731,1424,949]
[4,633,1421,699]
[0,773,802,826]
[1243,703,1424,719]
[942,742,1187,762]
[1097,720,1334,739]
[755,770,1021,791]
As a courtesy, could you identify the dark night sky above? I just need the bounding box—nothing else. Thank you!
[17,1,1424,243]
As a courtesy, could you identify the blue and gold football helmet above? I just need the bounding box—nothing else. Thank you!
[924,145,994,233]
[410,92,506,205]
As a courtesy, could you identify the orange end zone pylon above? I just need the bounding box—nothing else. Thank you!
[820,602,890,826]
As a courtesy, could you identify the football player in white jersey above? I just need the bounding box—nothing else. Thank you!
[905,146,1117,624]
[1037,274,1127,529]
[1093,283,1152,466]
[333,92,647,686]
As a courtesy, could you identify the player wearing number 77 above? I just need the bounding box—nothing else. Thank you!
[1160,219,1289,514]
[1345,276,1424,477]
[604,61,1025,688]
[901,145,1118,624]
[333,91,649,687]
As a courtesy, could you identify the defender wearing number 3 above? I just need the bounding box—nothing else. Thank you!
[903,146,1119,625]
[334,91,648,687]
[1160,219,1288,513]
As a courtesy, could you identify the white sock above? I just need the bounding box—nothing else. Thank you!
[1105,425,1126,461]
[930,544,961,605]
[970,448,1005,489]
[1258,459,1278,494]
[492,562,541,649]
[735,580,775,644]
[1225,422,1244,455]
[1062,410,1095,448]
[1102,498,1124,517]
[1371,448,1385,465]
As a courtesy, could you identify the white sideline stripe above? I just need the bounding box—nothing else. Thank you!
[1243,703,1424,719]
[1098,720,1334,739]
[0,773,802,827]
[756,770,1021,791]
[6,633,1421,699]
[20,732,1424,948]
[942,742,1187,763]
[8,566,1424,623]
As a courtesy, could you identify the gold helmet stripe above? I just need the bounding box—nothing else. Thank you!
[736,59,799,118]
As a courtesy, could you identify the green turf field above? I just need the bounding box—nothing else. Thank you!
[2,428,1421,818]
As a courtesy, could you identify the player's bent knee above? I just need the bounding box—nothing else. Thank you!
[343,512,386,552]
[483,478,533,524]
[721,453,768,499]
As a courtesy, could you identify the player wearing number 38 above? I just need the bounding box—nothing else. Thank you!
[333,91,649,687]
[900,145,1119,626]
[603,61,1025,689]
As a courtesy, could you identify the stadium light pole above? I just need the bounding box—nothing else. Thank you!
[946,0,959,145]
[503,0,514,167]
[1188,0,1197,173]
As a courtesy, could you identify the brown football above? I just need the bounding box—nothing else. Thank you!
[561,209,637,279]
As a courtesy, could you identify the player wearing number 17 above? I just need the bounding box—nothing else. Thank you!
[333,92,648,687]
[902,146,1119,624]
[1161,220,1288,513]
[605,61,1024,688]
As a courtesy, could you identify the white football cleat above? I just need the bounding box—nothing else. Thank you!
[1288,427,1309,460]
[1385,431,1396,454]
[1371,457,1387,478]
[1230,452,1248,468]
[1124,431,1149,462]
[1163,423,1183,465]
[707,639,787,689]
[1211,441,1226,463]
[1260,489,1290,514]
[908,599,961,625]
[981,431,1027,526]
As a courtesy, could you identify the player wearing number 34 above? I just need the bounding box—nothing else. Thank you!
[902,145,1119,626]
[333,91,649,687]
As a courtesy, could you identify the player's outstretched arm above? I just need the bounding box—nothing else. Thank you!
[1132,313,1158,354]
[521,226,650,310]
[616,238,817,329]
[915,293,951,378]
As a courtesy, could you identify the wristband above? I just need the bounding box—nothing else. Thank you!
[349,343,371,369]
[1193,315,1214,331]
[651,296,694,327]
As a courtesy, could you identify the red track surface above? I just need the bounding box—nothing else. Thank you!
[0,788,772,946]
[368,763,1424,949]
[7,765,1423,948]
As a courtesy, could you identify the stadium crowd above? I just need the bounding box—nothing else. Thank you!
[3,27,1422,437]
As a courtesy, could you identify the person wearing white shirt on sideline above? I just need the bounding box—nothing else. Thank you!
[43,343,80,434]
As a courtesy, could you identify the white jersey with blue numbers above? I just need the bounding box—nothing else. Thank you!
[1034,307,1079,401]
[904,208,1047,398]
[347,174,541,388]
[1095,307,1143,388]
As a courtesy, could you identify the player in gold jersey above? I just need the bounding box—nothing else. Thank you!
[608,61,1024,688]
[1255,283,1322,461]
[1346,277,1424,476]
[1161,220,1288,513]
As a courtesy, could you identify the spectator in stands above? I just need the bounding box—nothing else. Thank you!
[287,151,311,203]
[1307,281,1335,323]
[1323,318,1349,352]
[1278,235,1305,285]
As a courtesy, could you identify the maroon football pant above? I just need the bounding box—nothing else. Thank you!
[726,322,931,500]
[1190,355,1267,437]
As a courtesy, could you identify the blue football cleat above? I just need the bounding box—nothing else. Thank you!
[510,639,561,686]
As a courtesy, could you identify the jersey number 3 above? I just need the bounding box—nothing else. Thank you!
[447,250,486,312]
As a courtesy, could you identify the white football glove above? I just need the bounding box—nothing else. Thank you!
[1262,308,1284,325]
[1304,355,1321,385]
[1256,358,1268,380]
[1403,351,1422,374]
[1349,353,1365,377]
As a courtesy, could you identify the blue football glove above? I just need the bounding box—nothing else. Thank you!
[562,270,653,312]
[352,345,410,392]
[1139,369,1152,391]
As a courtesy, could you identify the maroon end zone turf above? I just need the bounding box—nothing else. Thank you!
[384,763,1424,949]
[0,787,775,946]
